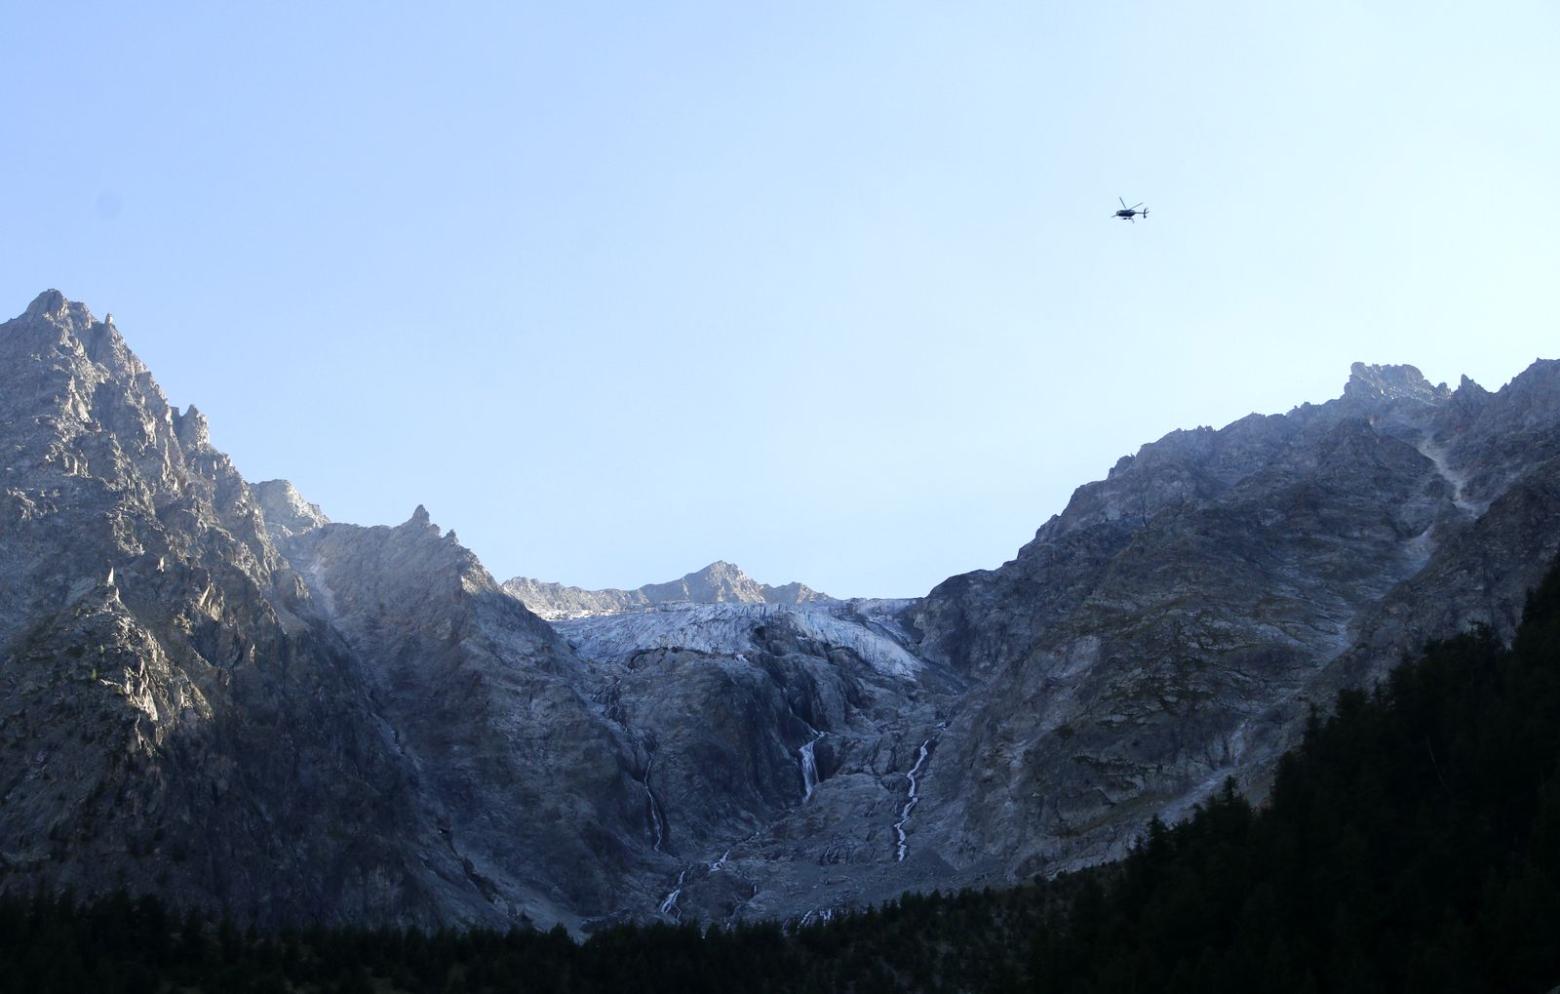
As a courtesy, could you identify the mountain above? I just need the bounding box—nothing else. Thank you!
[0,291,957,930]
[18,554,1560,992]
[504,562,830,620]
[4,290,1560,933]
[0,292,657,930]
[906,358,1560,879]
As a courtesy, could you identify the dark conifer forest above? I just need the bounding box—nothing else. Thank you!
[5,560,1560,994]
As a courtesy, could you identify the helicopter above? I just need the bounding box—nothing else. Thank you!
[1112,197,1149,222]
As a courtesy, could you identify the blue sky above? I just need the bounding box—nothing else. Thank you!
[4,2,1557,597]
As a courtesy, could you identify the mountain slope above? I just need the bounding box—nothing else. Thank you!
[15,552,1560,993]
[906,359,1560,882]
[0,293,657,930]
[0,292,455,925]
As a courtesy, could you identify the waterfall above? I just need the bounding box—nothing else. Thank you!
[644,759,668,852]
[658,868,687,917]
[893,738,933,862]
[799,732,823,801]
[709,849,731,872]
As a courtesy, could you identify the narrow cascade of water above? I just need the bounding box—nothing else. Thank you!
[799,732,823,801]
[709,849,731,872]
[644,760,668,852]
[893,738,933,862]
[658,868,687,917]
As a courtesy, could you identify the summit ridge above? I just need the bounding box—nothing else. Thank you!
[505,560,831,620]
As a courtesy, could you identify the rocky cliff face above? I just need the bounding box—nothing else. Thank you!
[0,292,446,926]
[905,358,1560,881]
[0,292,658,930]
[539,591,962,924]
[4,290,1560,930]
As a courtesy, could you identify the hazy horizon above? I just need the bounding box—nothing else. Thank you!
[4,3,1556,598]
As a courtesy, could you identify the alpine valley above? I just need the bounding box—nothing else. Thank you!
[4,290,1559,935]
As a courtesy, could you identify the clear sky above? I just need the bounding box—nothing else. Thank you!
[4,2,1557,598]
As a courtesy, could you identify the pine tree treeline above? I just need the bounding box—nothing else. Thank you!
[3,560,1560,993]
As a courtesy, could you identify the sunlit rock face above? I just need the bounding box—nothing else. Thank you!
[0,291,452,927]
[4,291,1559,929]
[0,292,652,932]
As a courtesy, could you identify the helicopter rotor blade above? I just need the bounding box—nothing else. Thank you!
[1130,203,1143,209]
[1118,197,1128,209]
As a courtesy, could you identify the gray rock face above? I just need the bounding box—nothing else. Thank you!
[276,510,664,928]
[558,601,961,926]
[505,562,830,620]
[0,291,447,926]
[5,290,1560,930]
[0,292,653,930]
[905,359,1560,881]
[500,567,964,922]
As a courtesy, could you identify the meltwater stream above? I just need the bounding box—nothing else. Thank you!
[643,759,668,852]
[893,738,934,862]
[799,732,823,801]
[658,869,687,918]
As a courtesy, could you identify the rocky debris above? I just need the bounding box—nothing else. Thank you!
[505,561,831,620]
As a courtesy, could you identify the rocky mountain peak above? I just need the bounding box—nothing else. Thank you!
[661,561,765,603]
[24,288,70,320]
[253,480,330,541]
[504,561,831,620]
[694,560,742,578]
[1344,362,1451,405]
[172,405,211,449]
